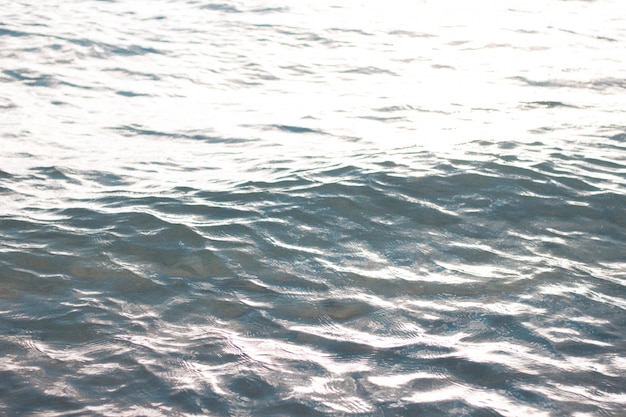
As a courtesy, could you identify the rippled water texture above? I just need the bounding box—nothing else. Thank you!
[1,1,626,416]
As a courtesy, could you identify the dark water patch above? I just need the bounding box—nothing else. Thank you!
[67,38,161,57]
[0,265,65,299]
[168,388,230,416]
[389,400,503,417]
[3,306,108,346]
[268,124,326,134]
[609,132,626,142]
[442,356,513,388]
[68,257,168,298]
[0,218,45,237]
[251,7,289,14]
[31,166,81,184]
[98,207,184,235]
[115,90,149,97]
[2,69,57,87]
[481,158,539,179]
[53,208,116,236]
[47,43,64,51]
[3,219,101,255]
[305,298,375,322]
[235,176,314,193]
[595,35,618,42]
[556,339,613,357]
[328,27,375,36]
[549,174,607,193]
[111,125,180,138]
[241,62,280,81]
[486,161,601,192]
[90,361,171,409]
[358,115,406,122]
[442,244,501,265]
[521,101,578,109]
[194,187,272,208]
[229,373,276,399]
[587,191,626,215]
[154,200,260,220]
[2,250,77,280]
[201,3,241,13]
[0,169,13,178]
[511,75,626,91]
[120,220,206,248]
[80,170,131,187]
[431,63,456,70]
[226,77,263,86]
[143,15,167,21]
[110,125,250,143]
[447,40,470,46]
[270,177,462,231]
[280,64,315,75]
[578,156,626,171]
[388,30,436,38]
[0,28,30,37]
[110,233,233,278]
[95,195,185,211]
[163,296,250,322]
[0,375,82,417]
[305,163,364,180]
[374,104,415,112]
[339,66,397,76]
[289,328,379,357]
[371,170,578,228]
[258,401,326,417]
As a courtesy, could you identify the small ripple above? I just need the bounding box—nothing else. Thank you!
[521,100,579,109]
[201,3,241,13]
[511,75,626,92]
[0,28,30,37]
[66,37,161,57]
[2,69,57,87]
[0,97,17,109]
[339,66,397,76]
[110,124,250,143]
[115,90,149,97]
[265,124,327,135]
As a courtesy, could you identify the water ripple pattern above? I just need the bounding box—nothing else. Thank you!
[1,1,625,416]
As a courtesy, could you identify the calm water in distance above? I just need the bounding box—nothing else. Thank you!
[1,1,626,416]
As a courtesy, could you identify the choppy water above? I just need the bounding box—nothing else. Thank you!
[1,1,626,416]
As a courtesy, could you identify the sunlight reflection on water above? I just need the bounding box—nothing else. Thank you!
[1,0,626,416]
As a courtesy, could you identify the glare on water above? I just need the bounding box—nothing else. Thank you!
[1,0,626,416]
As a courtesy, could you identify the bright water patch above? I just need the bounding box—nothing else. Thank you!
[1,1,626,416]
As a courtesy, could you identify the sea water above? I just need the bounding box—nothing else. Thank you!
[1,1,625,416]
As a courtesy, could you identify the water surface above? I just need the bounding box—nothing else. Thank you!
[1,1,626,416]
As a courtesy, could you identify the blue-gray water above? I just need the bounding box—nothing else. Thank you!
[1,1,626,416]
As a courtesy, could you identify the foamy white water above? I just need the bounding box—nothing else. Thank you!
[1,1,625,416]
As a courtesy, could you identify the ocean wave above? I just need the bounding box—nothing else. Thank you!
[1,0,625,415]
